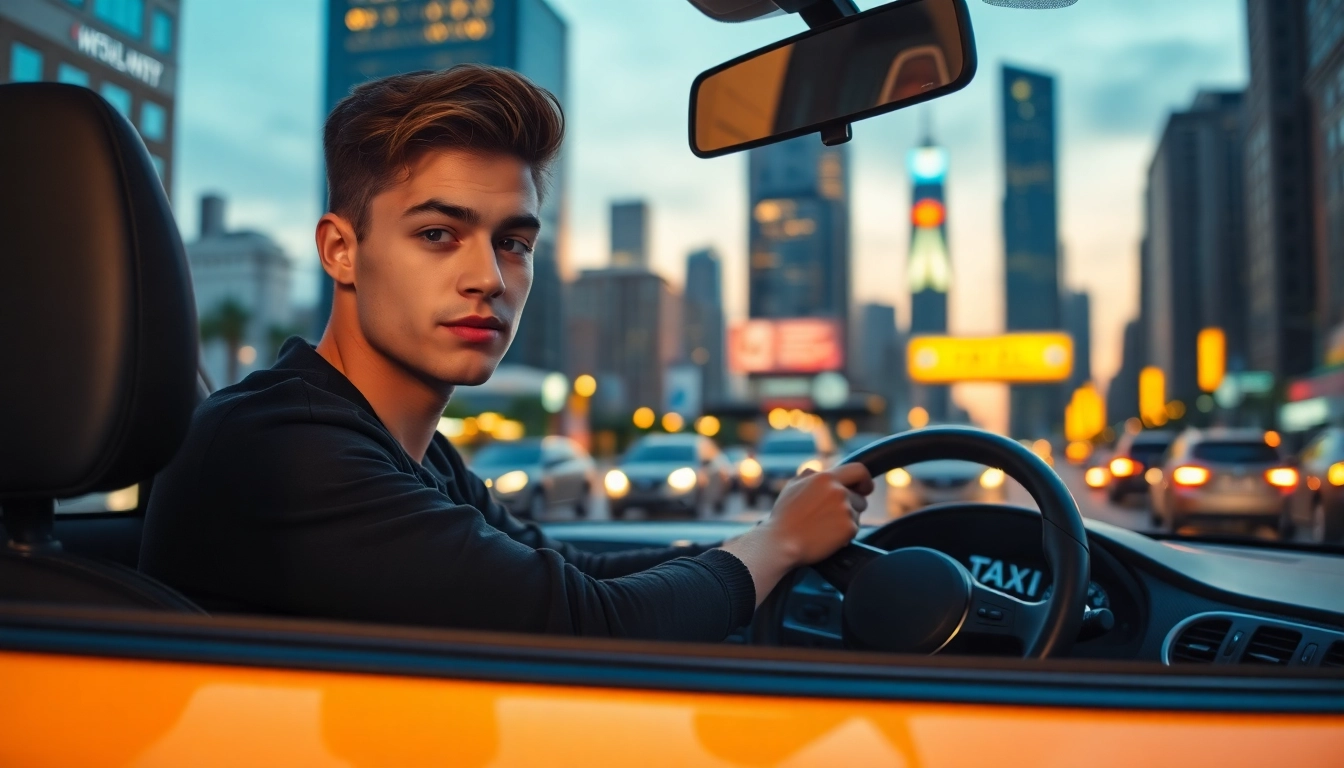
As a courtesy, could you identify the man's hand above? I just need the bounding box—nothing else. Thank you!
[718,462,875,605]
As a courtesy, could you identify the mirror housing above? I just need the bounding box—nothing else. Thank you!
[689,0,977,158]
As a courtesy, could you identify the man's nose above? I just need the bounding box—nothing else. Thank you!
[457,237,505,299]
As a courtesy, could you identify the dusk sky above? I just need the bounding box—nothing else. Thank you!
[171,0,1247,431]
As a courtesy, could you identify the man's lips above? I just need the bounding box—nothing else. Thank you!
[440,315,506,344]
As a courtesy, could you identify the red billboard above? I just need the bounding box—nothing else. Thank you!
[728,318,844,374]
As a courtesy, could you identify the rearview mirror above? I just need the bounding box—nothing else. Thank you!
[689,0,977,158]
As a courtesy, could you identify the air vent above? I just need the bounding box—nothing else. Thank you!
[1322,641,1344,668]
[1240,626,1302,665]
[1170,619,1231,663]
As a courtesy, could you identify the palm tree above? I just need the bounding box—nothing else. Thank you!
[199,298,251,385]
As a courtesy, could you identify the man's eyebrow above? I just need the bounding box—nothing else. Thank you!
[499,214,542,232]
[401,199,480,225]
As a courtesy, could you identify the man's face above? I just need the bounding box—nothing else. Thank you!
[352,149,539,387]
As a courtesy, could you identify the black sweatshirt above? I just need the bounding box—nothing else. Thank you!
[140,338,756,641]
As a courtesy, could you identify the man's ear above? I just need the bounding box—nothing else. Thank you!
[316,213,359,286]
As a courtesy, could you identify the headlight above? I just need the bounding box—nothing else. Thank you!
[797,458,824,475]
[604,469,630,498]
[739,457,763,486]
[494,470,529,495]
[886,468,911,488]
[667,467,698,493]
[979,467,1006,489]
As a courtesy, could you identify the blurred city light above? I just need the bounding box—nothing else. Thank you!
[105,484,139,512]
[436,417,464,438]
[836,418,857,441]
[573,374,597,398]
[1172,466,1210,486]
[1065,441,1090,464]
[739,457,763,486]
[886,468,912,487]
[477,412,502,433]
[1330,462,1344,487]
[604,469,630,498]
[1084,467,1109,488]
[1145,467,1163,485]
[662,412,685,432]
[1165,400,1185,420]
[979,467,1006,489]
[494,420,525,440]
[494,470,529,494]
[1110,457,1136,478]
[1264,430,1281,448]
[695,415,721,437]
[633,407,655,429]
[540,372,569,413]
[667,467,698,492]
[1139,367,1166,426]
[767,408,790,430]
[907,406,930,429]
[237,345,257,365]
[1265,467,1298,488]
[797,458,823,475]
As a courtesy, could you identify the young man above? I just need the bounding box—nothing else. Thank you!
[142,65,873,641]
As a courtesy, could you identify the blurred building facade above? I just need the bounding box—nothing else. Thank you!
[2,0,179,189]
[907,136,952,422]
[610,200,649,269]
[855,303,907,432]
[684,247,726,406]
[1106,319,1144,425]
[567,268,680,415]
[747,136,851,359]
[319,0,568,374]
[1243,0,1316,379]
[1142,90,1248,406]
[187,195,295,387]
[1061,289,1092,393]
[1306,0,1344,360]
[1001,65,1062,438]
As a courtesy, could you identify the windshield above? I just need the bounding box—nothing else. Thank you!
[624,443,696,463]
[472,443,543,467]
[1192,443,1280,464]
[31,0,1331,547]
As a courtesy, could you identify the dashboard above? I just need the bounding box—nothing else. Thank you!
[543,506,1344,668]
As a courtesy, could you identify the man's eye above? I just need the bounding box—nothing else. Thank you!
[498,238,534,256]
[420,228,452,243]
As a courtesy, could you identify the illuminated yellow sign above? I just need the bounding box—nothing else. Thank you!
[1197,327,1225,393]
[1139,366,1167,427]
[906,333,1073,384]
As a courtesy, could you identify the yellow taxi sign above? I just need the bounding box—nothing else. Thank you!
[906,333,1073,384]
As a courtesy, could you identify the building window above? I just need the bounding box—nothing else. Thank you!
[9,42,43,82]
[57,63,89,87]
[150,10,173,53]
[99,82,132,118]
[139,100,166,141]
[94,0,144,38]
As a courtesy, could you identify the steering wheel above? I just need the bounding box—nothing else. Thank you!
[811,426,1090,658]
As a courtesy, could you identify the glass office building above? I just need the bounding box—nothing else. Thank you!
[2,0,180,190]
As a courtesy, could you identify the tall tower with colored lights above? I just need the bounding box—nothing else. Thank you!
[907,131,951,422]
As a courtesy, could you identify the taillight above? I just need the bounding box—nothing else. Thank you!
[1171,466,1210,487]
[1265,467,1298,489]
[1109,457,1136,477]
[1084,467,1109,488]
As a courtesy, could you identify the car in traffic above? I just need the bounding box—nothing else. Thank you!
[1287,426,1344,543]
[751,427,838,505]
[603,433,732,519]
[470,437,597,519]
[1106,429,1176,504]
[1148,429,1298,533]
[884,460,1007,516]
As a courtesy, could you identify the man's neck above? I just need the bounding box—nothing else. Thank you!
[315,330,450,464]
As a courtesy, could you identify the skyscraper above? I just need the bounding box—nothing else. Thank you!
[1244,0,1315,379]
[567,268,680,415]
[747,136,851,351]
[2,0,179,190]
[1143,90,1248,405]
[318,0,568,373]
[1061,290,1092,393]
[907,135,952,421]
[610,201,649,269]
[1106,320,1144,426]
[1305,0,1344,355]
[1002,64,1061,438]
[684,247,726,405]
[856,303,906,430]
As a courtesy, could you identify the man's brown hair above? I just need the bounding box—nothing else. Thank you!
[323,64,564,238]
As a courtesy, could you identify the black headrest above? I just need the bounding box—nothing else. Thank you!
[0,83,198,500]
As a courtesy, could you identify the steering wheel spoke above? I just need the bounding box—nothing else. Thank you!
[957,581,1050,652]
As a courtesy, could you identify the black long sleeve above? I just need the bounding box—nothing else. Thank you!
[141,339,756,641]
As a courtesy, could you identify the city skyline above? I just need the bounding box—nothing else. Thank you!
[168,0,1248,432]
